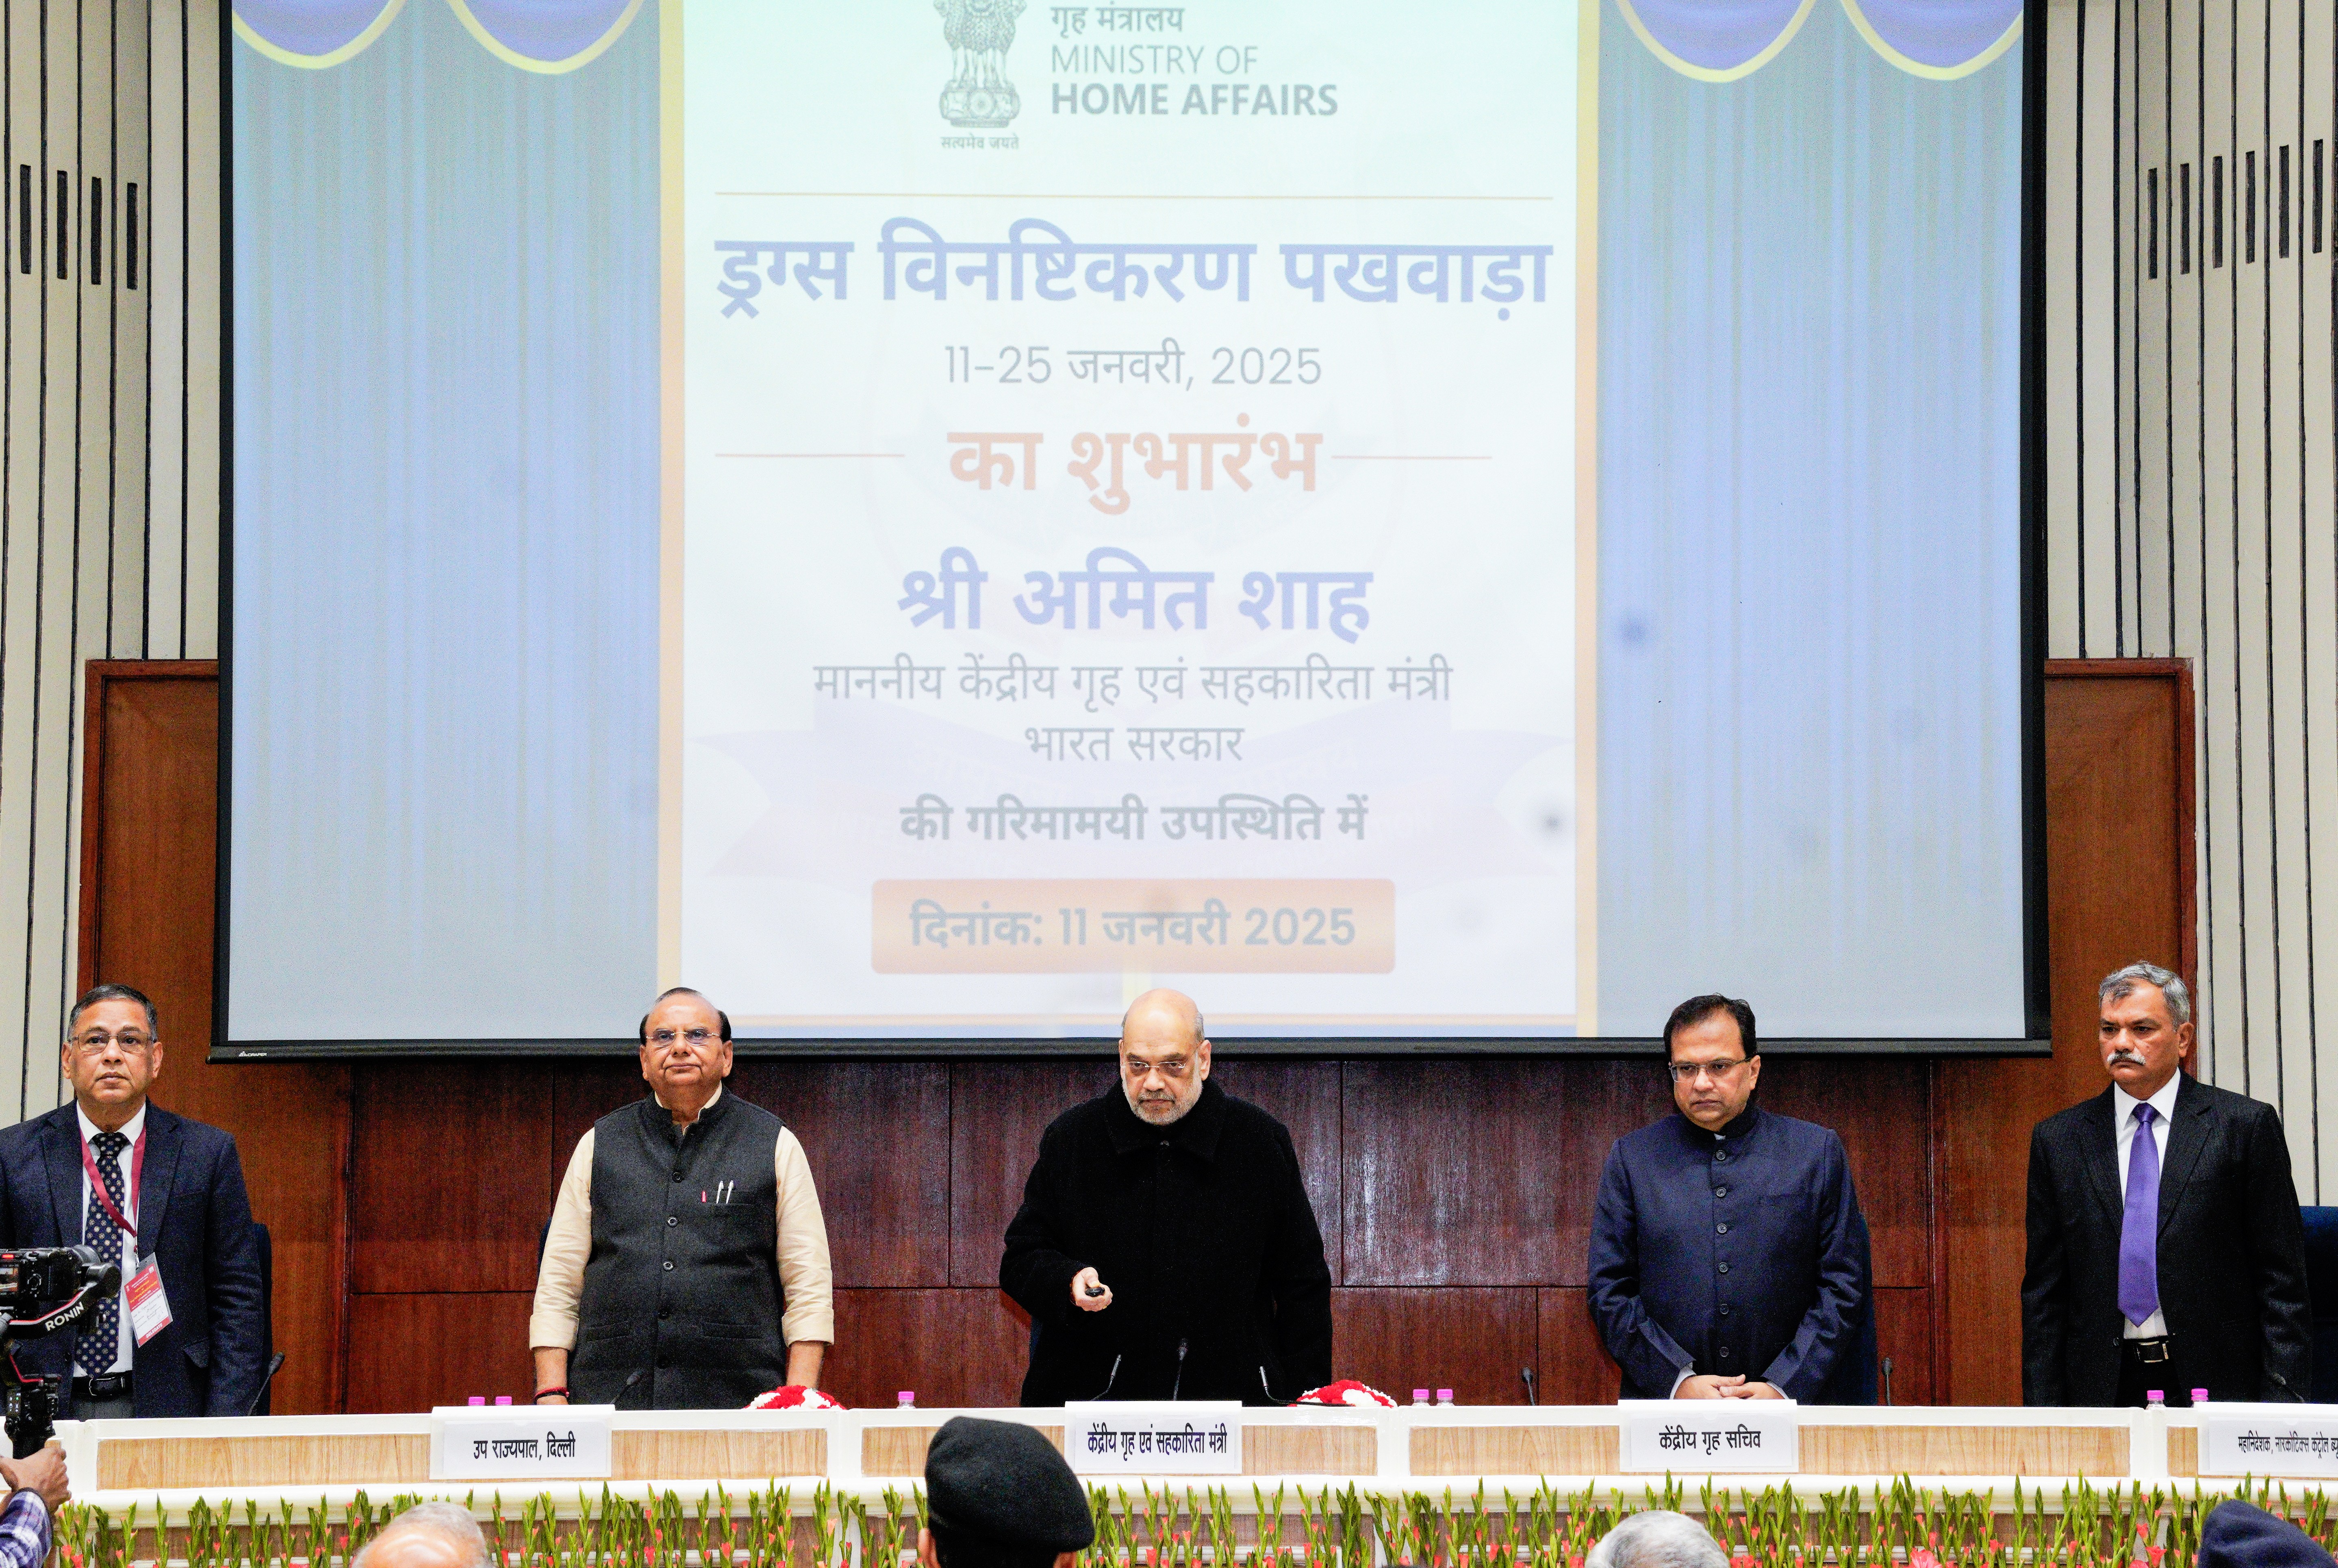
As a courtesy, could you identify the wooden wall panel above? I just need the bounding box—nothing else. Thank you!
[1873,1287,1937,1406]
[826,1288,1031,1411]
[1331,1288,1539,1406]
[345,1292,534,1413]
[1939,663,2195,1403]
[1344,1062,1576,1286]
[77,668,219,1052]
[350,1061,555,1294]
[1535,1288,1623,1405]
[550,1060,649,1172]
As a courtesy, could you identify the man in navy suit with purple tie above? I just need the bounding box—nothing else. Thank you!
[2022,962,2310,1407]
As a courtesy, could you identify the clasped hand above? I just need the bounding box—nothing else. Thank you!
[1675,1374,1784,1399]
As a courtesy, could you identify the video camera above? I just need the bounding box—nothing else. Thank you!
[0,1246,122,1455]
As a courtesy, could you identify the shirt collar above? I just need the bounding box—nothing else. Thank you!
[1678,1103,1762,1144]
[2114,1073,2182,1127]
[653,1082,723,1116]
[74,1101,146,1147]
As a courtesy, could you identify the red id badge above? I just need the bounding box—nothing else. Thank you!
[124,1255,172,1345]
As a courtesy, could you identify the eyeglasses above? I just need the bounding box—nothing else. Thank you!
[1666,1057,1749,1084]
[647,1027,721,1049]
[69,1032,154,1058]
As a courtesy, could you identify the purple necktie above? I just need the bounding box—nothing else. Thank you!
[2119,1103,2161,1325]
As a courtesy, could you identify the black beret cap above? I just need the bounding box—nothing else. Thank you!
[924,1416,1095,1554]
[2198,1502,2337,1568]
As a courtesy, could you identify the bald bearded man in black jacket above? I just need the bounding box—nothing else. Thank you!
[1001,989,1333,1406]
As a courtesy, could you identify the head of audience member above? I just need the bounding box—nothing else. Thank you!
[638,988,735,1123]
[62,984,164,1134]
[1585,1511,1730,1568]
[350,1504,491,1568]
[918,1416,1094,1568]
[2193,1501,2336,1568]
[1663,995,1761,1133]
[1119,988,1211,1127]
[2097,962,2193,1102]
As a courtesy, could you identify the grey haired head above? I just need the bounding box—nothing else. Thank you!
[1585,1512,1730,1568]
[2100,961,2192,1026]
[351,1503,491,1568]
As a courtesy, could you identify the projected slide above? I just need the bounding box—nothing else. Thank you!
[227,0,2032,1051]
[678,4,1580,1037]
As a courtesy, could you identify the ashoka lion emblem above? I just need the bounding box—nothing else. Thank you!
[935,0,1026,127]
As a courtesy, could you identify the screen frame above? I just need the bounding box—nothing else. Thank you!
[210,0,2056,1063]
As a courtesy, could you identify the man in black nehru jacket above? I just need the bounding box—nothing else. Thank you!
[1001,987,1333,1405]
[919,1417,1093,1568]
[529,988,833,1409]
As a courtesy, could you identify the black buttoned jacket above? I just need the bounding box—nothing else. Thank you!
[1589,1105,1873,1402]
[1001,1079,1334,1405]
[2022,1075,2310,1405]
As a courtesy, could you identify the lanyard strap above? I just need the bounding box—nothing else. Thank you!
[78,1127,145,1239]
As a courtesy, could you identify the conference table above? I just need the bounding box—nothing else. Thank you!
[46,1401,2338,1538]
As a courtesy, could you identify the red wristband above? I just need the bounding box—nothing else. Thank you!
[535,1387,569,1400]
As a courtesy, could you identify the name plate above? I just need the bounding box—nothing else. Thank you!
[1620,1401,1798,1472]
[2199,1404,2338,1477]
[430,1405,614,1480]
[1069,1401,1242,1474]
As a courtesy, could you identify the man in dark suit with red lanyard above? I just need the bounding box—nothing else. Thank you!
[2023,962,2311,1406]
[0,984,267,1419]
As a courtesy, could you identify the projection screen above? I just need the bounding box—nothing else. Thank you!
[219,0,2042,1053]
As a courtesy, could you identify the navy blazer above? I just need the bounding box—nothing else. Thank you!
[0,1102,266,1418]
[1588,1105,1873,1403]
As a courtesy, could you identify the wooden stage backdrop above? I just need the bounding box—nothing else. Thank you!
[72,660,2197,1413]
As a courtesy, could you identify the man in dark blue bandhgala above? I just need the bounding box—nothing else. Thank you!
[1588,994,1874,1403]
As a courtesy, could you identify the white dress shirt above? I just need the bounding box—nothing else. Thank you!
[2113,1073,2180,1338]
[73,1102,145,1375]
